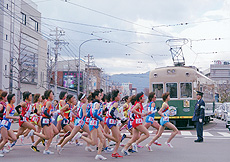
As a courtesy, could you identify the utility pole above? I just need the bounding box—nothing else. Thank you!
[9,0,15,94]
[85,54,94,96]
[50,27,68,99]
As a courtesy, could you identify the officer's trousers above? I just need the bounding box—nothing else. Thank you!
[196,121,203,140]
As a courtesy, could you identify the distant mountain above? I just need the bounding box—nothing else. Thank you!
[110,71,149,92]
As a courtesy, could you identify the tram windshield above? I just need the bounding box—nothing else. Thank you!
[166,83,177,98]
[152,84,163,98]
[180,83,192,98]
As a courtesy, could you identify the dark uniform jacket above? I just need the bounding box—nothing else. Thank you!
[192,99,205,122]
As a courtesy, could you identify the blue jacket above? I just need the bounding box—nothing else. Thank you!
[192,99,205,121]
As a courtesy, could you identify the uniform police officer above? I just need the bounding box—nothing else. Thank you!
[192,91,205,142]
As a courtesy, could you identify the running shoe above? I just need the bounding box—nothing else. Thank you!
[145,144,152,152]
[120,134,126,142]
[27,130,34,138]
[10,140,17,147]
[43,150,54,155]
[42,139,46,146]
[128,149,136,153]
[31,145,40,152]
[57,145,63,154]
[75,142,83,146]
[0,153,4,157]
[111,153,123,158]
[109,141,116,146]
[153,141,162,146]
[137,144,144,148]
[121,148,130,156]
[20,135,25,144]
[104,147,113,153]
[73,132,82,141]
[85,146,95,152]
[165,142,173,148]
[95,154,107,160]
[56,134,60,143]
[132,143,138,152]
[0,149,9,154]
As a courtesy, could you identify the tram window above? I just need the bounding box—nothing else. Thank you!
[180,83,192,98]
[166,83,177,98]
[152,84,163,98]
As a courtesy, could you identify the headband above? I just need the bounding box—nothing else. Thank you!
[80,94,86,101]
[139,94,144,99]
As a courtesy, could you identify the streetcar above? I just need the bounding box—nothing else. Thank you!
[149,66,215,127]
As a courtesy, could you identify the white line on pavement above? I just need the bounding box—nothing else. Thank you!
[180,131,192,136]
[203,132,213,136]
[217,132,230,137]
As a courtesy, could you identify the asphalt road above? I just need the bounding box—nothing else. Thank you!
[2,118,230,162]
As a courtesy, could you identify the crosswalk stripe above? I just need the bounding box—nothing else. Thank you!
[217,132,230,137]
[203,132,213,136]
[162,133,171,136]
[180,131,192,136]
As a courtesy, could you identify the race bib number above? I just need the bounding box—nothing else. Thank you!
[1,120,9,126]
[63,119,69,125]
[86,118,90,123]
[163,117,169,121]
[129,121,132,126]
[136,119,143,124]
[43,118,50,124]
[149,117,154,122]
[90,120,97,126]
[109,119,116,125]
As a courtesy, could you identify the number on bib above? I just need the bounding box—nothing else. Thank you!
[109,119,116,125]
[90,120,97,126]
[136,119,143,124]
[86,118,90,123]
[163,117,169,121]
[149,117,154,122]
[43,118,50,124]
[2,120,9,126]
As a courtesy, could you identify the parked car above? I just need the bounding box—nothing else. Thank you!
[224,103,230,128]
[215,105,223,119]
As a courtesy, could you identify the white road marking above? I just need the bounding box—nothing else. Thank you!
[180,131,192,136]
[217,132,230,137]
[203,132,213,136]
[162,133,171,136]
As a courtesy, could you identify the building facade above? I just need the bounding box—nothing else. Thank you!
[0,0,47,102]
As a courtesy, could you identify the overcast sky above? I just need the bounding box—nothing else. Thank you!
[32,0,230,75]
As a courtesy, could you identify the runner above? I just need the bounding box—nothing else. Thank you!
[146,92,179,151]
[121,92,151,155]
[56,91,67,133]
[0,91,8,126]
[31,90,59,154]
[103,89,123,158]
[135,92,161,148]
[57,91,107,160]
[15,91,50,147]
[56,94,75,146]
[0,94,19,157]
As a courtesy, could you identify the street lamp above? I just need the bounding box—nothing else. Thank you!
[77,39,102,96]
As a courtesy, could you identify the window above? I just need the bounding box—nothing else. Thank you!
[152,83,163,98]
[180,83,192,98]
[29,18,38,31]
[21,12,26,25]
[6,34,8,40]
[6,4,9,9]
[166,83,177,98]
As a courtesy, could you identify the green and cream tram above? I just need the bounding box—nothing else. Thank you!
[149,66,215,127]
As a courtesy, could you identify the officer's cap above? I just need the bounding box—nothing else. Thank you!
[196,91,203,96]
